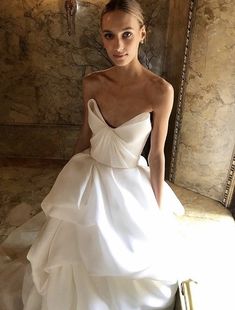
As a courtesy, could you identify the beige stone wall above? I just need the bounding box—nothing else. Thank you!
[174,0,235,202]
[0,0,169,159]
[163,0,191,178]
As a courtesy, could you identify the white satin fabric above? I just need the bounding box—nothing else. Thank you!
[1,98,184,310]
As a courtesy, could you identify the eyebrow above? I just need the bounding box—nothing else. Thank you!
[102,27,134,32]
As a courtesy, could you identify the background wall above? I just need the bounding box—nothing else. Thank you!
[1,0,234,210]
[174,0,235,202]
[163,0,191,178]
[0,0,170,160]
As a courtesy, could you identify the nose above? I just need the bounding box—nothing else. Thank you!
[114,37,124,52]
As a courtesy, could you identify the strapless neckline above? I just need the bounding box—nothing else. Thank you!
[88,98,150,129]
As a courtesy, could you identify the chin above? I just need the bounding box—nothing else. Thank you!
[114,62,130,67]
[111,56,135,67]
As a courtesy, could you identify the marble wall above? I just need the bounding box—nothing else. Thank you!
[0,0,169,159]
[174,0,235,202]
[164,0,191,178]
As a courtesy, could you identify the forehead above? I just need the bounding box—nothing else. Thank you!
[101,10,139,31]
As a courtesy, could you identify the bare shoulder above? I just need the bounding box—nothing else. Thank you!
[82,70,107,101]
[144,71,174,111]
[83,70,102,86]
[83,69,111,83]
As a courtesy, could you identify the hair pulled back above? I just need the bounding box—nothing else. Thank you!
[100,0,145,28]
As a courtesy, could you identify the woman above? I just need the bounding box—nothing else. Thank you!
[76,1,173,209]
[1,0,184,309]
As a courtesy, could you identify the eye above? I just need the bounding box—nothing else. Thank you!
[123,31,133,38]
[104,33,114,40]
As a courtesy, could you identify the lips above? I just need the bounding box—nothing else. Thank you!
[113,54,127,58]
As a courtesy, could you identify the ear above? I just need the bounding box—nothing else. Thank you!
[99,28,104,45]
[140,25,146,41]
[99,28,102,37]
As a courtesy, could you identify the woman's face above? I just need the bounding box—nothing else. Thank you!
[100,10,145,66]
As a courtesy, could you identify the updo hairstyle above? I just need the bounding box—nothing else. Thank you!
[100,0,145,29]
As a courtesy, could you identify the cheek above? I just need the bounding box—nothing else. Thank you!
[123,41,138,53]
[102,40,113,51]
[127,40,140,52]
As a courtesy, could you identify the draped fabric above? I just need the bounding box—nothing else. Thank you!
[1,98,184,310]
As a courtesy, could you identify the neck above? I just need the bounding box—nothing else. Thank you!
[111,58,144,85]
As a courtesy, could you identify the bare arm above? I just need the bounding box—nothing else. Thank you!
[148,82,174,208]
[72,76,93,155]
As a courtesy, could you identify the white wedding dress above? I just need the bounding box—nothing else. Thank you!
[0,98,184,310]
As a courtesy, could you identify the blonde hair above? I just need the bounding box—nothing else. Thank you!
[100,0,145,28]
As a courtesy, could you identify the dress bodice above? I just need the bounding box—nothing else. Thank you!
[87,98,151,168]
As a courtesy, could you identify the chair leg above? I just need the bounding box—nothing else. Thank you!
[176,279,198,310]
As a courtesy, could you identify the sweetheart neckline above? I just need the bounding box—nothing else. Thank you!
[88,98,150,129]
